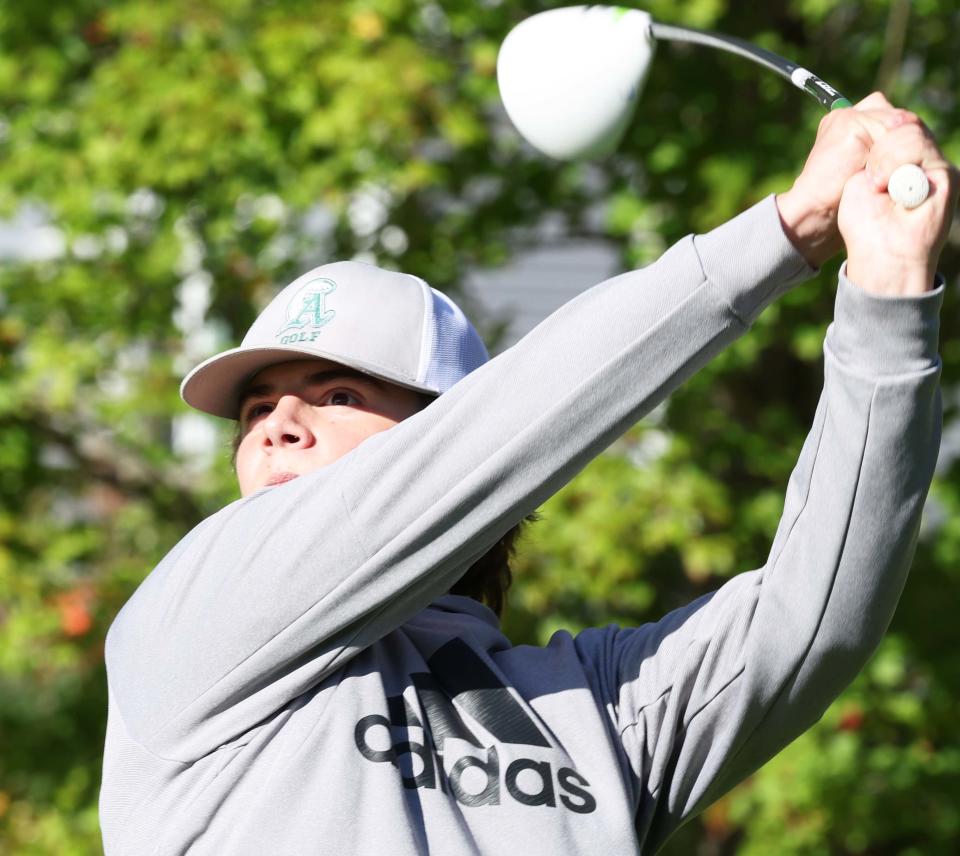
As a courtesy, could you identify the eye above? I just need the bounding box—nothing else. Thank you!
[324,389,361,407]
[243,401,274,424]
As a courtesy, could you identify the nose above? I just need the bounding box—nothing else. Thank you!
[261,395,316,450]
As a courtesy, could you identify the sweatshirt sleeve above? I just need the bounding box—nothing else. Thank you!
[586,265,942,851]
[105,196,814,762]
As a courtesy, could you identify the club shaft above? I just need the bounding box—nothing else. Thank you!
[649,21,852,111]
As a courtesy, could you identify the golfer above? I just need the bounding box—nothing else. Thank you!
[100,94,956,854]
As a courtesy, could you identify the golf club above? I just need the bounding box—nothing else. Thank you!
[497,5,929,208]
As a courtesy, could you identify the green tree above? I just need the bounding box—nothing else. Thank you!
[0,1,957,853]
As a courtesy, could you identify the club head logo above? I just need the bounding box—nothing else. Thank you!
[276,277,337,343]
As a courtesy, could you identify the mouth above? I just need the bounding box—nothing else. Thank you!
[265,472,300,487]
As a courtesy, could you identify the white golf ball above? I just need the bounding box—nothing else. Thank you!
[887,164,929,209]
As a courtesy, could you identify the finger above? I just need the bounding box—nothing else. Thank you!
[866,122,949,190]
[883,109,923,130]
[853,91,894,111]
[818,107,913,148]
[924,167,960,208]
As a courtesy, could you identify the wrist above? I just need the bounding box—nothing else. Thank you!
[845,255,937,297]
[832,266,943,377]
[775,188,842,269]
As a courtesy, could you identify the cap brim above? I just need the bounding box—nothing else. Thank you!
[180,344,439,419]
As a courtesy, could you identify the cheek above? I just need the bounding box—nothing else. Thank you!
[235,437,262,493]
[334,408,399,434]
[360,412,404,437]
[330,412,402,452]
[330,418,382,450]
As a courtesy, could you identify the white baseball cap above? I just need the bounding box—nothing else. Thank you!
[180,260,490,419]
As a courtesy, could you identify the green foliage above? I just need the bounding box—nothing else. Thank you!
[0,0,958,852]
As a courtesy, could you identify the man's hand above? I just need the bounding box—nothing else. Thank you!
[776,92,958,293]
[839,107,957,296]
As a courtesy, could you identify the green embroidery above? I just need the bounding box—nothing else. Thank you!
[277,278,337,342]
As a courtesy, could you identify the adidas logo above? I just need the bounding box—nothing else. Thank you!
[354,638,597,813]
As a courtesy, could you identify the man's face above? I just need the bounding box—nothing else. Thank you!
[234,358,425,497]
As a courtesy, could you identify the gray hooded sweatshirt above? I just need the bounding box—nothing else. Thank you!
[100,196,943,854]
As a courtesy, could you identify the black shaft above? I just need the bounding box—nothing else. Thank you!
[649,21,852,111]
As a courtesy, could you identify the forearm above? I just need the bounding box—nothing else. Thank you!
[686,268,942,819]
[344,195,813,555]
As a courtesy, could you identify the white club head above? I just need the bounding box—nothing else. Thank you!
[497,5,655,160]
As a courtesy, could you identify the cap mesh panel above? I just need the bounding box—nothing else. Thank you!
[423,290,489,392]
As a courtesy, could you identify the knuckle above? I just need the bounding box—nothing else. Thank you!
[899,123,926,143]
[816,112,837,140]
[851,125,873,148]
[860,90,891,109]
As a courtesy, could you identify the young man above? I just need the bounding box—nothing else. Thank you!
[100,95,956,854]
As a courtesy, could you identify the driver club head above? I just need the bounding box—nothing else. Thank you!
[497,5,655,160]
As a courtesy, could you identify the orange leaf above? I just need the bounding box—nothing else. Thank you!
[55,585,96,638]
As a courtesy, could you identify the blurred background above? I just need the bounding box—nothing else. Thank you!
[1,0,958,853]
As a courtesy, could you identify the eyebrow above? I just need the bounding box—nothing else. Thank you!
[238,368,386,409]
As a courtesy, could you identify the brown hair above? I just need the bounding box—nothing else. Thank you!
[449,519,530,617]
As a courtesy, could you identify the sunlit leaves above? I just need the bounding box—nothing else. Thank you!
[1,0,959,853]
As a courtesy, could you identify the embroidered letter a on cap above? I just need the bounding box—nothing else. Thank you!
[276,277,337,339]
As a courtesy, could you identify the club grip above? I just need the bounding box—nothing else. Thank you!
[887,163,930,209]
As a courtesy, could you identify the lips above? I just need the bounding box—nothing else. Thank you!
[265,472,300,487]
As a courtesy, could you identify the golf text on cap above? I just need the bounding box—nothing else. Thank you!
[354,638,597,813]
[277,277,337,345]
